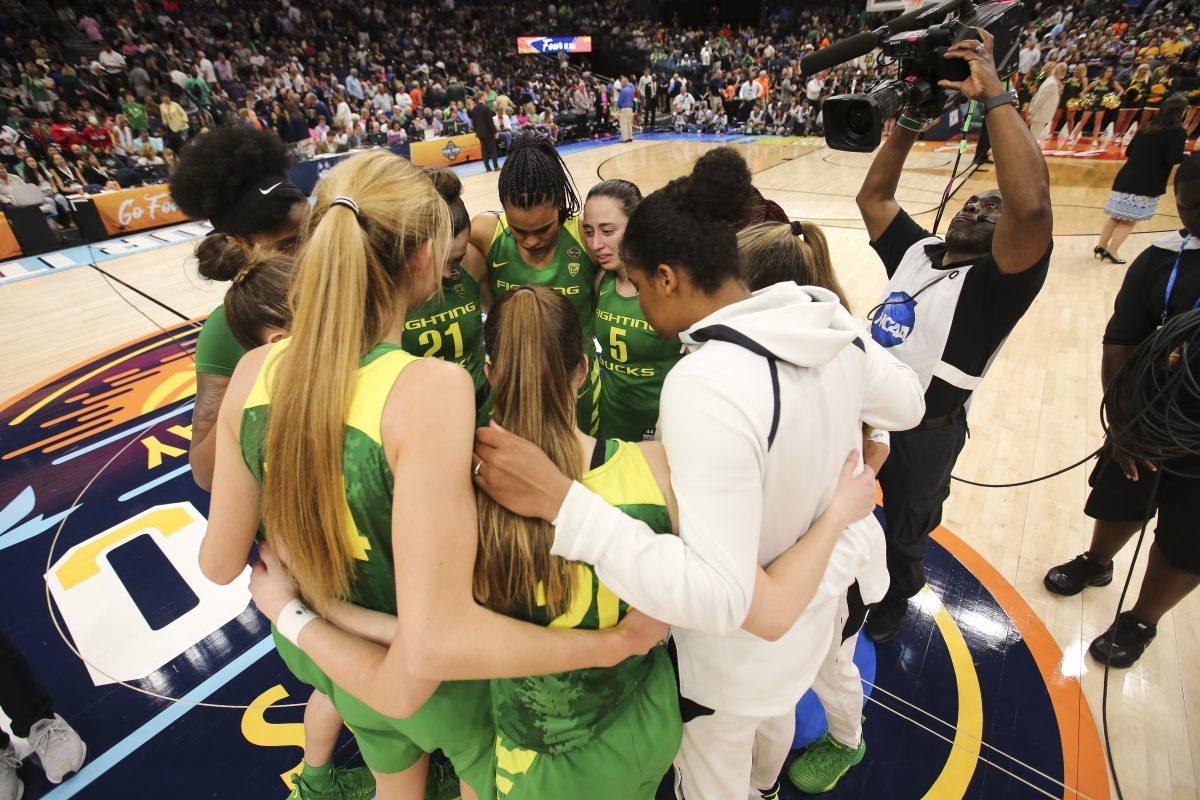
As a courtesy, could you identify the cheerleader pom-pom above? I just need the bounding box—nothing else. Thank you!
[1102,92,1121,109]
[1067,97,1082,110]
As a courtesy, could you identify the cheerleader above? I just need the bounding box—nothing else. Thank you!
[1140,65,1175,129]
[1056,64,1087,140]
[1070,66,1120,145]
[1117,63,1151,139]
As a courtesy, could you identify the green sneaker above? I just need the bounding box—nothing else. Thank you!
[788,732,866,794]
[286,765,376,800]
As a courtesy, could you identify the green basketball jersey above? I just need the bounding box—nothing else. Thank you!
[240,338,418,614]
[490,439,672,754]
[593,272,682,442]
[486,213,601,434]
[402,264,488,415]
[486,213,596,335]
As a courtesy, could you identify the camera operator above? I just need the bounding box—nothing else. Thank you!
[1043,155,1200,669]
[856,28,1054,643]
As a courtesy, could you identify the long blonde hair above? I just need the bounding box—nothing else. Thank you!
[261,151,450,611]
[474,287,583,617]
[737,220,850,310]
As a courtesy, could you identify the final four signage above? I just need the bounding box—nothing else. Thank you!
[517,35,593,54]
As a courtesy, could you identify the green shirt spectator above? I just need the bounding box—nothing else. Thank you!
[123,99,148,131]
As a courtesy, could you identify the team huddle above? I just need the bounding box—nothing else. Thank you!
[171,123,929,800]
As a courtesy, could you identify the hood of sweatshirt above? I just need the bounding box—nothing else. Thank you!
[679,281,860,368]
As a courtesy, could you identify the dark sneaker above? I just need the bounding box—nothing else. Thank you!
[865,595,908,644]
[1044,554,1114,596]
[759,781,782,799]
[1089,611,1157,668]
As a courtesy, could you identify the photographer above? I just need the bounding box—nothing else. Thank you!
[856,28,1054,643]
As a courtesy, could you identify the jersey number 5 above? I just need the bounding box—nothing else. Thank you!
[609,327,628,362]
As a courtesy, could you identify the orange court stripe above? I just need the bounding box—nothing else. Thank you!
[931,525,1110,800]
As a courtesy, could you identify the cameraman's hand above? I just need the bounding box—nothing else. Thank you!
[938,28,1007,103]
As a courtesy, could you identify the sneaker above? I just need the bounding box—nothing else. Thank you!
[1089,611,1157,668]
[1044,553,1113,596]
[865,595,908,644]
[27,715,85,784]
[759,780,782,799]
[286,765,375,800]
[0,741,23,800]
[788,732,867,793]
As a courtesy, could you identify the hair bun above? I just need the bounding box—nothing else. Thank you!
[195,233,251,283]
[426,167,463,204]
[790,220,805,237]
[686,147,753,224]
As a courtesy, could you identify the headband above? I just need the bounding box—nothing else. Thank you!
[209,175,306,236]
[791,220,806,237]
[330,196,361,218]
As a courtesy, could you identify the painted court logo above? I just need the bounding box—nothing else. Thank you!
[872,291,917,348]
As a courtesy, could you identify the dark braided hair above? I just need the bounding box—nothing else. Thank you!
[498,131,581,222]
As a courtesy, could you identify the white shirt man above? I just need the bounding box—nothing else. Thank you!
[197,52,216,84]
[98,47,126,75]
[806,76,823,102]
[395,90,414,117]
[738,79,759,101]
[1017,41,1041,75]
[701,45,713,66]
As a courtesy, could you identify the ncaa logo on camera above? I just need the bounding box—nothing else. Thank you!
[871,291,917,348]
[442,140,462,161]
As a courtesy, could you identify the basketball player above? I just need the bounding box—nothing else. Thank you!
[582,179,681,441]
[207,153,664,799]
[176,128,370,800]
[402,169,490,423]
[473,147,924,800]
[464,131,602,434]
[168,125,307,491]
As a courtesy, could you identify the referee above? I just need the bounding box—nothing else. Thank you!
[855,29,1054,643]
[1044,155,1200,668]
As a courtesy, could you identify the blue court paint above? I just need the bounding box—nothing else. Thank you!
[116,464,191,502]
[40,636,274,800]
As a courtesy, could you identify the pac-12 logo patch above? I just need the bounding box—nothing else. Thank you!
[871,291,916,348]
[567,246,582,259]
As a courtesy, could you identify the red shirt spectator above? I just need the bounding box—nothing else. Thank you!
[82,123,111,151]
[49,121,82,150]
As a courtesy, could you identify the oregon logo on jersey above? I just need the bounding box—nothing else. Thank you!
[454,283,466,297]
[871,291,917,348]
[568,262,580,277]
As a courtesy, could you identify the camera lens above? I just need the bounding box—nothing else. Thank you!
[847,106,875,137]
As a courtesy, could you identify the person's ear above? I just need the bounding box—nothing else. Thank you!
[265,329,286,344]
[656,262,679,296]
[574,355,589,392]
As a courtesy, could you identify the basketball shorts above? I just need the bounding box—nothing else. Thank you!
[494,646,681,800]
[273,631,496,795]
[1084,447,1200,575]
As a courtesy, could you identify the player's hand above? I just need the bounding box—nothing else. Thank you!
[863,435,891,473]
[610,609,669,664]
[474,421,573,522]
[825,451,878,528]
[939,28,1007,103]
[249,542,299,623]
[1112,444,1156,482]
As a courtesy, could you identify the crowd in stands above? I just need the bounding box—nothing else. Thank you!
[0,0,1197,235]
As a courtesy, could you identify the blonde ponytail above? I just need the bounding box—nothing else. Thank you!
[474,287,583,617]
[261,151,450,611]
[737,220,850,311]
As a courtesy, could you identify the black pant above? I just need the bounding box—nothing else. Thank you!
[642,94,655,129]
[0,631,53,748]
[479,133,498,169]
[877,408,969,599]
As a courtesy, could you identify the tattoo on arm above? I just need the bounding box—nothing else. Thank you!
[191,373,230,448]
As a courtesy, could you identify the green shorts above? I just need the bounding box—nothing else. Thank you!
[495,647,681,800]
[273,629,496,797]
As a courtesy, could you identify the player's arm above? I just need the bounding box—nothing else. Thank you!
[938,29,1052,275]
[189,372,228,490]
[198,348,268,584]
[465,212,499,310]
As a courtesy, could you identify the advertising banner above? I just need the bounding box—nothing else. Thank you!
[409,133,482,167]
[90,184,188,236]
[0,213,21,260]
[517,36,593,54]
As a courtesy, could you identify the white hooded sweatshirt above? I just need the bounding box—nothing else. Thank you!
[551,282,925,716]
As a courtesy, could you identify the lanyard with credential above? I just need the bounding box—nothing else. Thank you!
[1161,238,1200,327]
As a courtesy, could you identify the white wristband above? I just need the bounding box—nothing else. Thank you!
[276,598,319,646]
[869,428,891,447]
